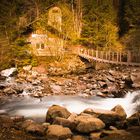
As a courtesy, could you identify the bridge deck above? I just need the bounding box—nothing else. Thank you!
[77,48,140,66]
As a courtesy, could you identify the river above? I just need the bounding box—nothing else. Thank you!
[0,91,140,122]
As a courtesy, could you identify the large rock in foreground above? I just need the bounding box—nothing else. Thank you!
[74,115,105,133]
[111,105,127,120]
[53,117,76,130]
[127,112,140,126]
[0,115,14,128]
[83,108,122,125]
[72,135,88,140]
[25,123,45,136]
[46,125,72,140]
[46,105,71,123]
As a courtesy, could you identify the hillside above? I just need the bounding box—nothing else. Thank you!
[0,0,139,70]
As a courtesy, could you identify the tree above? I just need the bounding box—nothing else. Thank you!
[120,0,140,51]
[81,0,119,50]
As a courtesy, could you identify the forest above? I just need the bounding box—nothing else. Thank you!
[0,1,140,140]
[0,0,140,69]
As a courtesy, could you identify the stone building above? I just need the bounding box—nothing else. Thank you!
[48,7,62,32]
[29,7,63,56]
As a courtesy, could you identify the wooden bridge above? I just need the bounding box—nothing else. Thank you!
[77,47,140,66]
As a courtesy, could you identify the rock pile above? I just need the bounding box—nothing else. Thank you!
[0,66,140,98]
[0,104,140,140]
[0,66,52,97]
[45,67,140,97]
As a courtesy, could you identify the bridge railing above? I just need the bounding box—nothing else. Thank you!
[77,47,140,66]
[130,51,140,63]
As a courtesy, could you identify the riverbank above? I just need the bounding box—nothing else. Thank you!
[0,103,140,140]
[0,66,140,140]
[0,65,140,98]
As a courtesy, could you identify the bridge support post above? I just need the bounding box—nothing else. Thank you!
[92,49,94,57]
[127,51,132,63]
[119,52,122,62]
[88,49,90,56]
[96,50,98,58]
[117,52,119,62]
[101,51,104,59]
[108,51,111,61]
[105,52,107,60]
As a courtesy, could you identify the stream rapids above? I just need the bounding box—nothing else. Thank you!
[0,67,140,122]
[0,91,140,122]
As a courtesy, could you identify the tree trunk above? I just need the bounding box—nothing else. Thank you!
[34,0,40,19]
[73,0,82,38]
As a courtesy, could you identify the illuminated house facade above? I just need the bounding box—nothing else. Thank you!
[30,33,63,56]
[30,7,63,56]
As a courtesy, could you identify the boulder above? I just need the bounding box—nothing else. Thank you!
[53,117,76,130]
[26,75,34,82]
[114,120,128,129]
[13,86,24,94]
[22,119,34,129]
[0,115,14,128]
[0,83,6,89]
[98,81,107,88]
[23,65,32,72]
[83,108,93,113]
[46,105,71,123]
[127,112,140,126]
[0,76,6,81]
[17,72,27,79]
[119,81,125,89]
[10,116,24,122]
[109,126,118,130]
[109,70,117,76]
[96,91,107,98]
[74,115,105,133]
[123,75,133,87]
[25,123,45,136]
[46,125,72,140]
[68,113,77,121]
[1,67,17,77]
[0,110,7,115]
[32,65,47,74]
[111,105,127,120]
[131,73,140,88]
[101,129,131,137]
[50,84,62,94]
[72,135,88,140]
[107,83,119,97]
[42,122,50,129]
[80,112,95,118]
[90,132,102,140]
[3,87,17,94]
[106,75,115,82]
[83,108,121,126]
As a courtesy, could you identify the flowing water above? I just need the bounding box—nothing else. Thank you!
[0,91,140,122]
[0,68,140,122]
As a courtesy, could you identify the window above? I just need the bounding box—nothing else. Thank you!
[41,44,45,49]
[52,10,59,13]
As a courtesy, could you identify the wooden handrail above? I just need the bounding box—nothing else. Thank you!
[77,48,140,66]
